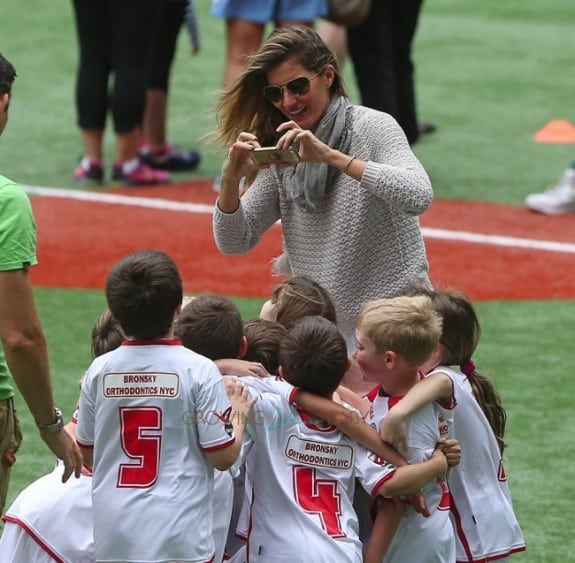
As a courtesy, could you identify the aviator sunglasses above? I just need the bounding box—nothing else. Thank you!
[262,75,319,103]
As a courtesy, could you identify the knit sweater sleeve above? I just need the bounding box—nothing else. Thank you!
[213,172,281,254]
[352,106,433,215]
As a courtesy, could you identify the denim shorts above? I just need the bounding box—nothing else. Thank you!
[211,0,328,24]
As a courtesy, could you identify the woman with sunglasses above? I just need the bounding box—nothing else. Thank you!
[212,25,433,393]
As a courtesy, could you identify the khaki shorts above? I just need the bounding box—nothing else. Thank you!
[0,398,23,514]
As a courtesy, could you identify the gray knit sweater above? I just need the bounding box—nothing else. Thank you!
[213,105,432,345]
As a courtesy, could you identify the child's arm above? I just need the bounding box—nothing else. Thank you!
[363,501,404,563]
[204,379,256,471]
[375,446,447,497]
[380,372,453,450]
[359,447,447,562]
[293,388,406,468]
[335,384,371,417]
[214,358,269,377]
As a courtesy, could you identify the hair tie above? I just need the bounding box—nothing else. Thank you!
[460,359,476,376]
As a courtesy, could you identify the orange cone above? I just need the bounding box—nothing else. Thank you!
[533,119,575,143]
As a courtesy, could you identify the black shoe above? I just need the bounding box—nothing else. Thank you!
[73,157,104,186]
[140,144,201,172]
[418,122,437,135]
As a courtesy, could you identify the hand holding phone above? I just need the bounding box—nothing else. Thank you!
[249,147,300,165]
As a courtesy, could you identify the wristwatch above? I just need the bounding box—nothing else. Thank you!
[36,408,64,433]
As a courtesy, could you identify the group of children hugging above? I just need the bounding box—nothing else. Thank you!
[0,248,525,562]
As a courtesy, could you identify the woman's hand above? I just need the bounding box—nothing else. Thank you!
[221,132,261,181]
[218,132,261,213]
[276,121,332,163]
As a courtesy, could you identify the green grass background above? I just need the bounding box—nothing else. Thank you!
[1,0,575,560]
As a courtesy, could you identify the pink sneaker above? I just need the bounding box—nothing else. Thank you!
[73,157,104,186]
[112,160,170,186]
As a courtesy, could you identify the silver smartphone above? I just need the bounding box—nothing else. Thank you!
[250,147,300,165]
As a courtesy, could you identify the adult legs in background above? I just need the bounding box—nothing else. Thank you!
[347,0,425,144]
[71,0,169,185]
[141,0,201,172]
[317,20,348,69]
[71,0,111,183]
[222,19,266,89]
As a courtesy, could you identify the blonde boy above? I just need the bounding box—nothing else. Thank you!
[353,295,456,562]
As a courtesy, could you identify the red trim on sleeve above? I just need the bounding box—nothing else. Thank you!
[288,386,301,405]
[437,372,457,410]
[76,440,93,450]
[201,437,235,452]
[456,547,526,563]
[370,468,396,496]
[2,515,64,563]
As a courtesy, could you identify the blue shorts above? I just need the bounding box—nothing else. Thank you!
[211,0,328,24]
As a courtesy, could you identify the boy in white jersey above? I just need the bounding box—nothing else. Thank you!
[240,315,450,562]
[176,293,256,562]
[76,249,253,563]
[353,295,456,562]
[378,288,525,562]
[0,308,125,562]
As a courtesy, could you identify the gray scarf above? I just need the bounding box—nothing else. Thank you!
[285,95,353,212]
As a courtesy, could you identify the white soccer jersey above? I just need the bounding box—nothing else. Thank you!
[427,366,526,561]
[239,389,397,563]
[76,339,235,563]
[214,469,234,562]
[364,385,456,563]
[224,376,293,547]
[0,462,94,563]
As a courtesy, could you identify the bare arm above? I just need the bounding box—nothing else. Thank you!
[292,388,406,468]
[335,384,371,417]
[214,358,269,377]
[380,372,453,451]
[364,502,404,563]
[376,447,447,497]
[0,269,82,481]
[205,379,256,470]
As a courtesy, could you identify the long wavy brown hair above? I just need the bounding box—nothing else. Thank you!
[213,25,347,152]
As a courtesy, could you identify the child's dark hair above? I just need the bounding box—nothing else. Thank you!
[0,52,17,96]
[91,309,125,358]
[105,249,183,340]
[176,294,243,361]
[409,285,507,453]
[279,316,347,397]
[243,318,287,375]
[271,275,337,328]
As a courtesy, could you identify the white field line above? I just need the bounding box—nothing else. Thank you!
[24,185,575,255]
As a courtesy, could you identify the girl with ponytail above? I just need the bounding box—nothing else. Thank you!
[378,287,526,562]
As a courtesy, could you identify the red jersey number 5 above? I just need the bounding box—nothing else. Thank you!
[117,406,162,488]
[293,466,345,538]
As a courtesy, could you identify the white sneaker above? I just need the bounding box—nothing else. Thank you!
[525,169,575,214]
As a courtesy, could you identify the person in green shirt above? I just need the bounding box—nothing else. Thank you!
[0,52,82,514]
